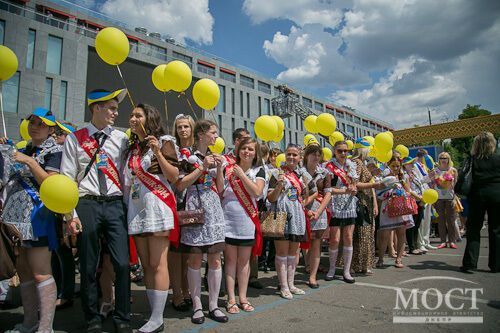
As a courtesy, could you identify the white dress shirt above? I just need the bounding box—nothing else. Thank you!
[60,123,129,198]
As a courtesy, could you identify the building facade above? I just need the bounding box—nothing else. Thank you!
[0,0,393,148]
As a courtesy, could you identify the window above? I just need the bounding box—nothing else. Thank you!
[250,122,255,138]
[362,119,369,127]
[231,118,235,132]
[219,69,236,83]
[58,80,67,118]
[246,92,250,118]
[289,131,292,144]
[129,39,138,52]
[244,120,248,129]
[295,114,299,130]
[217,85,225,113]
[240,75,254,89]
[172,51,192,67]
[337,112,345,119]
[295,132,298,145]
[218,115,223,130]
[45,78,53,110]
[302,97,312,108]
[231,88,235,115]
[354,116,361,125]
[240,91,244,117]
[0,20,5,45]
[46,35,62,75]
[346,125,355,136]
[264,98,270,115]
[258,96,262,116]
[26,29,36,69]
[258,81,271,94]
[314,101,323,112]
[3,71,20,113]
[197,62,215,76]
[150,44,167,61]
[346,113,353,122]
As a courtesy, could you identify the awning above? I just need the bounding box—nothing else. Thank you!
[44,6,76,19]
[197,59,215,68]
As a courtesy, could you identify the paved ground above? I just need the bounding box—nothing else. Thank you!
[1,231,499,333]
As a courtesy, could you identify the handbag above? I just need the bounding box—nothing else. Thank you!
[387,194,418,218]
[260,204,287,238]
[455,157,473,197]
[355,197,371,227]
[178,185,205,227]
[0,222,22,280]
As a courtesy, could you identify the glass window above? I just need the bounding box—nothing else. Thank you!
[240,91,244,117]
[314,101,323,112]
[45,78,53,110]
[264,98,270,115]
[129,39,138,52]
[257,81,271,94]
[231,88,235,115]
[250,122,255,138]
[150,44,167,61]
[3,71,20,113]
[258,96,262,116]
[244,120,248,129]
[172,51,192,68]
[219,70,236,83]
[217,85,225,113]
[337,112,345,119]
[302,97,312,108]
[346,125,355,136]
[0,20,5,45]
[59,80,67,118]
[246,92,250,118]
[218,115,222,130]
[231,118,235,132]
[46,35,62,75]
[240,75,254,89]
[354,116,361,124]
[26,29,36,69]
[362,119,369,127]
[197,62,215,76]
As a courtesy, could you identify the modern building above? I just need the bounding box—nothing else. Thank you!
[0,0,393,148]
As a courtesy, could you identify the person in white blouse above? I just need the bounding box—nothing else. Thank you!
[61,89,131,333]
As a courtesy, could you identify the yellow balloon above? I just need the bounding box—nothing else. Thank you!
[322,147,332,161]
[368,146,377,157]
[152,64,170,92]
[422,189,439,204]
[254,115,278,142]
[15,140,28,149]
[346,140,354,151]
[0,45,18,81]
[376,149,393,163]
[164,60,192,92]
[395,144,409,159]
[40,175,79,214]
[375,132,393,152]
[304,115,318,134]
[272,116,285,133]
[95,27,129,65]
[329,131,344,146]
[20,119,31,141]
[316,113,337,136]
[209,137,225,154]
[273,130,284,143]
[193,78,220,110]
[385,131,394,139]
[275,153,286,168]
[125,128,131,138]
[304,134,317,146]
[363,136,375,146]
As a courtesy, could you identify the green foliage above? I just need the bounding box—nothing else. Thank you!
[450,104,492,167]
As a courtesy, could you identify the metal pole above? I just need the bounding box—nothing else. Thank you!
[427,108,432,126]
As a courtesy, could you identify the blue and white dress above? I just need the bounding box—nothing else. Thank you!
[328,158,359,225]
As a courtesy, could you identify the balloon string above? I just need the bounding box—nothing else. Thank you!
[163,92,169,126]
[0,84,6,137]
[178,92,198,120]
[116,65,135,107]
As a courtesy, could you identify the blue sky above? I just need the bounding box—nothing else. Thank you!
[61,0,500,129]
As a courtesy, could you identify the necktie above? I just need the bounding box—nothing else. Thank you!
[93,132,108,195]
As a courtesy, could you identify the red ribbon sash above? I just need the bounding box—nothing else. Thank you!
[226,164,262,257]
[224,153,236,165]
[326,162,350,187]
[74,128,122,190]
[128,145,180,247]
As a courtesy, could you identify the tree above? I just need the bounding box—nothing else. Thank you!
[447,104,491,167]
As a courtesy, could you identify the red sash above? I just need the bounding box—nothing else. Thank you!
[226,164,262,257]
[283,168,311,249]
[128,145,180,247]
[74,128,122,190]
[325,162,350,187]
[224,153,236,164]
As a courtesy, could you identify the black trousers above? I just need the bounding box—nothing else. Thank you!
[76,198,130,324]
[51,243,75,300]
[462,196,500,272]
[406,204,424,251]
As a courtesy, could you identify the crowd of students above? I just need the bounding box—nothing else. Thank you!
[0,87,498,333]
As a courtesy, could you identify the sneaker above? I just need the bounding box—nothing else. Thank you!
[5,323,38,333]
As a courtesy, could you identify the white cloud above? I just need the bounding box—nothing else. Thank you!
[243,0,348,29]
[98,0,214,45]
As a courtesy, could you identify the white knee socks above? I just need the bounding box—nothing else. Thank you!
[287,256,297,290]
[207,268,222,312]
[187,267,203,319]
[20,280,38,330]
[327,249,339,278]
[275,256,289,292]
[139,289,167,332]
[343,247,353,280]
[36,277,56,333]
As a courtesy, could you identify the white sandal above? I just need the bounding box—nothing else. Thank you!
[279,290,293,300]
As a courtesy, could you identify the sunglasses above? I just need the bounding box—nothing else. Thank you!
[439,157,449,160]
[336,149,349,154]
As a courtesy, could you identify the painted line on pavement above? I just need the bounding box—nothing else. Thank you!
[425,253,488,258]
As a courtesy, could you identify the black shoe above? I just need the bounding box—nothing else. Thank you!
[325,275,335,281]
[184,297,193,306]
[306,282,319,289]
[459,266,474,274]
[56,299,74,310]
[208,308,228,323]
[191,309,205,325]
[172,301,190,312]
[343,275,355,284]
[138,323,164,333]
[248,280,264,289]
[114,322,132,333]
[87,321,102,333]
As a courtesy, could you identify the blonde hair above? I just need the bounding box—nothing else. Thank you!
[471,131,497,159]
[351,147,369,161]
[438,152,452,165]
[172,114,195,148]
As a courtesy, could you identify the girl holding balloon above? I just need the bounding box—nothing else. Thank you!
[124,103,180,333]
[1,108,62,333]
